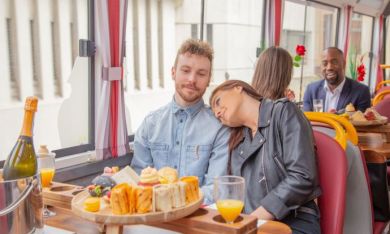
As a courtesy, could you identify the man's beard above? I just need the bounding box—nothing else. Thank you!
[175,83,206,104]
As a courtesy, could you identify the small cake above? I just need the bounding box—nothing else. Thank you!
[158,167,178,184]
[153,184,173,212]
[170,182,186,208]
[84,197,100,212]
[351,111,367,122]
[180,176,200,204]
[135,186,153,213]
[138,167,160,187]
[110,183,133,215]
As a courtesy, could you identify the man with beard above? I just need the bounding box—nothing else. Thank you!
[131,39,229,204]
[303,47,371,113]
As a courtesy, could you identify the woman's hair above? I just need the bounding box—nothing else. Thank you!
[210,80,262,173]
[251,46,293,99]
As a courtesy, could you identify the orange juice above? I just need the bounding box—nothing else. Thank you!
[40,168,55,187]
[216,199,244,223]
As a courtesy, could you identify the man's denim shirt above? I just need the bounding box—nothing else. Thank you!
[131,98,230,204]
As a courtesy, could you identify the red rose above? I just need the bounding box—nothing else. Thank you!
[296,45,306,56]
[357,64,365,82]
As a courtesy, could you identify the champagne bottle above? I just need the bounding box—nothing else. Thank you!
[3,96,38,180]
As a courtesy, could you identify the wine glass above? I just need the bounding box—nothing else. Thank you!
[37,152,56,217]
[213,176,245,224]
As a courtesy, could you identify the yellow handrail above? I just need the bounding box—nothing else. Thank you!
[304,112,347,150]
[375,80,390,93]
[372,90,390,106]
[322,113,358,145]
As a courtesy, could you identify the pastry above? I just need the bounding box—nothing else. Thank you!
[345,103,355,112]
[153,184,173,212]
[180,176,199,204]
[135,186,153,213]
[138,167,160,187]
[84,197,100,212]
[351,111,367,122]
[158,167,178,184]
[110,183,133,215]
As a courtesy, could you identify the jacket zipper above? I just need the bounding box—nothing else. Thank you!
[260,147,269,193]
[273,154,287,177]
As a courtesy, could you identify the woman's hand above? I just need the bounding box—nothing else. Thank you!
[250,206,275,220]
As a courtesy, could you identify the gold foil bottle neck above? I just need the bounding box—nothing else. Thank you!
[25,96,38,112]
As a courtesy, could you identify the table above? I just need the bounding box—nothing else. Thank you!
[45,207,292,234]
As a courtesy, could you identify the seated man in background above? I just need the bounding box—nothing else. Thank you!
[303,47,371,113]
[131,39,229,204]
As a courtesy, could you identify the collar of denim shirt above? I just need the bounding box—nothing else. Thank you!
[171,96,205,118]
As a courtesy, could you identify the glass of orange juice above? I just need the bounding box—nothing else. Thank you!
[214,176,245,224]
[37,150,56,217]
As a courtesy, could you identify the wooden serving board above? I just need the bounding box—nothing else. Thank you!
[351,117,388,126]
[43,182,84,209]
[71,190,204,225]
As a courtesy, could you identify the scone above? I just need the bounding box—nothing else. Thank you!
[158,167,178,184]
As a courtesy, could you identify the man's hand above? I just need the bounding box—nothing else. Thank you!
[328,108,337,114]
[285,89,296,101]
[250,206,275,220]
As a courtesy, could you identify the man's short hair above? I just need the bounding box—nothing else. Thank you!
[324,47,344,57]
[173,39,214,72]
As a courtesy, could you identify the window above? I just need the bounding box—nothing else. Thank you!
[385,17,390,81]
[123,0,264,136]
[281,0,339,101]
[0,0,89,161]
[346,13,374,86]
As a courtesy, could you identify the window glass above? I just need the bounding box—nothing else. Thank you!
[346,13,373,86]
[0,0,89,161]
[385,17,390,81]
[124,0,264,135]
[281,0,338,101]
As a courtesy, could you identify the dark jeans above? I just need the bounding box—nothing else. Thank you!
[281,201,321,234]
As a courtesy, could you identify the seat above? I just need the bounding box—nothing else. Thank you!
[313,130,348,234]
[312,125,373,234]
[373,98,390,123]
[375,80,390,94]
[372,90,390,106]
[361,149,390,234]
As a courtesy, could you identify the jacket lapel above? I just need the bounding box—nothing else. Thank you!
[337,78,351,110]
[235,132,266,170]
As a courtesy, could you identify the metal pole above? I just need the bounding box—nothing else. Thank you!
[200,0,205,40]
[298,3,308,102]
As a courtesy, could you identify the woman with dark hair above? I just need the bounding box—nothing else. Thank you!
[209,80,321,234]
[252,46,296,101]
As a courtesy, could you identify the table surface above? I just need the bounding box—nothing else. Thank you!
[45,207,291,234]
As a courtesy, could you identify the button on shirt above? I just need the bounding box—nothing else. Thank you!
[324,78,346,112]
[131,98,230,204]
